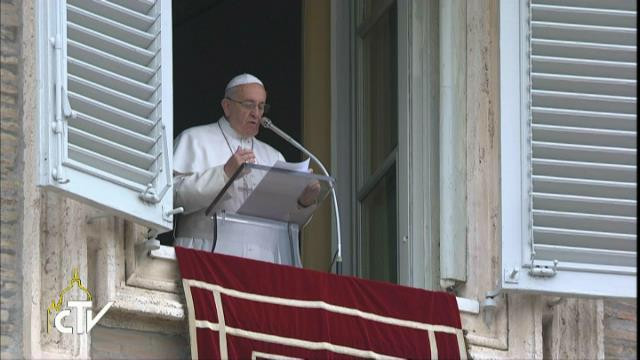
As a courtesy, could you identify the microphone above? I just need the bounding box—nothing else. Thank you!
[261,117,343,274]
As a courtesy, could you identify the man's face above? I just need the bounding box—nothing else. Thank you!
[222,83,267,138]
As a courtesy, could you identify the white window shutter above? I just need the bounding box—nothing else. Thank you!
[500,0,636,298]
[38,0,174,232]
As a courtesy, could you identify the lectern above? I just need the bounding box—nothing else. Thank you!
[205,163,334,267]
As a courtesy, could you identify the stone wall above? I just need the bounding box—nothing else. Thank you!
[91,326,188,360]
[0,0,23,358]
[604,299,637,360]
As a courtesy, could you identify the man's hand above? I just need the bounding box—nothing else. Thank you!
[297,180,321,208]
[224,147,256,178]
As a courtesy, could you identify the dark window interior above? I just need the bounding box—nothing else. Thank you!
[160,0,302,243]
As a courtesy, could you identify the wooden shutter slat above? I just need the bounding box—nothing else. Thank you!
[533,192,636,217]
[68,22,156,65]
[532,21,636,45]
[68,0,156,31]
[533,209,636,234]
[532,56,636,79]
[532,39,635,62]
[68,40,156,83]
[532,89,636,113]
[531,107,636,131]
[67,145,155,186]
[107,0,156,16]
[68,75,156,117]
[69,112,155,152]
[533,175,636,200]
[532,4,636,28]
[68,127,156,170]
[68,57,155,99]
[68,92,154,134]
[532,158,635,182]
[533,142,636,165]
[67,4,155,48]
[533,226,636,251]
[532,124,636,147]
[532,72,636,97]
[533,0,637,12]
[534,244,636,267]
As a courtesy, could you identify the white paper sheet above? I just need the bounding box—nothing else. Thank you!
[236,159,315,224]
[273,158,310,172]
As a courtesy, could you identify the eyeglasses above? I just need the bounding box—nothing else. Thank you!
[225,97,271,114]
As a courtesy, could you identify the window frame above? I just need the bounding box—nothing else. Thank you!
[499,0,636,298]
[353,0,401,284]
[332,0,440,289]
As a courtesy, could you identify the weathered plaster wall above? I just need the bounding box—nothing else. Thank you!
[34,194,189,358]
[542,297,604,359]
[459,2,544,357]
[604,299,637,359]
[19,0,42,358]
[0,0,23,358]
[91,325,187,360]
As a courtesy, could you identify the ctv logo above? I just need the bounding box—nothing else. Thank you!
[46,268,114,334]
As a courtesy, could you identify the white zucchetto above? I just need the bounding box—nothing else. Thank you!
[225,73,264,91]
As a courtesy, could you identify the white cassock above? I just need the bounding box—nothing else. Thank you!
[173,117,293,263]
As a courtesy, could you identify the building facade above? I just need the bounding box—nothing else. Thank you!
[1,0,636,359]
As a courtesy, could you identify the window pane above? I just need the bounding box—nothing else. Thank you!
[361,168,397,283]
[361,3,397,178]
[362,0,391,24]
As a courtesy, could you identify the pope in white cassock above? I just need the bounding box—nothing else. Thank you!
[173,74,303,264]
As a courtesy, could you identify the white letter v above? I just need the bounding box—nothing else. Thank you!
[86,302,114,333]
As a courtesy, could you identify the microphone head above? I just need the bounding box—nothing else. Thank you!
[260,117,272,128]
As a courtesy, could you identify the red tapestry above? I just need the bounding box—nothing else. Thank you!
[176,246,466,360]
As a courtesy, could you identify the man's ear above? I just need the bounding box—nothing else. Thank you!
[221,98,230,117]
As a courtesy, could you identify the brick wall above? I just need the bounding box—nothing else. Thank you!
[604,299,637,360]
[0,0,23,358]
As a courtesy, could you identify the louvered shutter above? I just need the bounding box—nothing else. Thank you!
[500,0,636,297]
[38,0,174,231]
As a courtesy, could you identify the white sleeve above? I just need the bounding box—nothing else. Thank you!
[174,166,228,215]
[173,129,230,215]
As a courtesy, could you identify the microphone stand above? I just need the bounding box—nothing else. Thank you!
[261,117,342,275]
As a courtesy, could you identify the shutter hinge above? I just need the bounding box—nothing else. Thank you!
[138,228,161,251]
[504,267,519,283]
[528,259,559,277]
[139,124,172,204]
[163,207,183,222]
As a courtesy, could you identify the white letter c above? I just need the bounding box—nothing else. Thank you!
[54,309,73,334]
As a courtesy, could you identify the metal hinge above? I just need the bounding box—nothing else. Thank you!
[504,267,520,283]
[163,206,184,222]
[139,124,172,204]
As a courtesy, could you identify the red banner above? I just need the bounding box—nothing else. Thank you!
[176,246,466,359]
